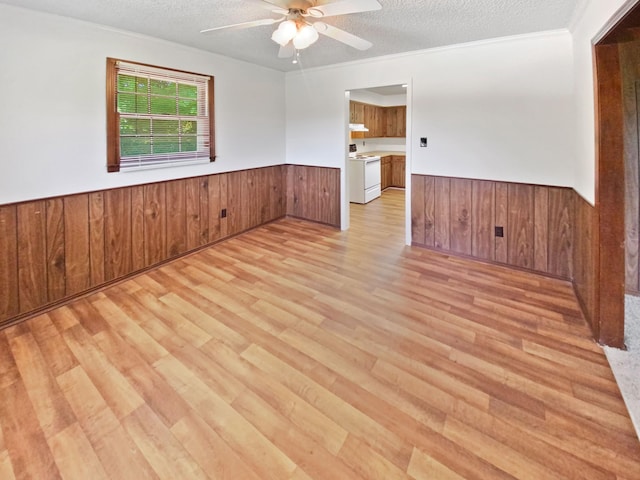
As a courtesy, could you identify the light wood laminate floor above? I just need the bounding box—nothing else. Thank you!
[1,189,639,479]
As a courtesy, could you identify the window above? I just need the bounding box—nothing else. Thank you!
[106,58,215,172]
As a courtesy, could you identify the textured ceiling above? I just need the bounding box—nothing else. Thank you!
[1,0,582,72]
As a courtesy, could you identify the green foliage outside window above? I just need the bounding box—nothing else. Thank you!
[117,74,199,157]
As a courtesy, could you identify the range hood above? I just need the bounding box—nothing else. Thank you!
[349,123,369,132]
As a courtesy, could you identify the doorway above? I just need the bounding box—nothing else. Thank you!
[594,0,640,347]
[344,84,411,244]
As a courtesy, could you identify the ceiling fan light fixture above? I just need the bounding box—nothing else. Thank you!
[271,19,297,46]
[292,24,319,49]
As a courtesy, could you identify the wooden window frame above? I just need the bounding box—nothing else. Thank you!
[106,57,216,173]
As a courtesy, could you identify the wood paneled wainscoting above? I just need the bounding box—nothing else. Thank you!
[411,175,600,336]
[286,165,341,227]
[572,194,598,338]
[0,165,340,328]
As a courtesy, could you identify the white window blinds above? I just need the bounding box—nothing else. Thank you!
[109,59,214,171]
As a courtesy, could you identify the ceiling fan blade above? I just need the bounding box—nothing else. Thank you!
[308,0,381,18]
[278,42,295,58]
[313,22,372,50]
[260,0,290,14]
[200,17,281,34]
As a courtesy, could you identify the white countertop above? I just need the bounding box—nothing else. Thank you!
[358,151,405,157]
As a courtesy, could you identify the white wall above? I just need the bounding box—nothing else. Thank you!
[286,33,575,180]
[354,138,407,154]
[286,31,575,231]
[571,0,638,204]
[0,4,286,204]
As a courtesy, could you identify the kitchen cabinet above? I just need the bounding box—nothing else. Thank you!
[363,104,375,138]
[386,106,406,137]
[350,101,365,139]
[350,101,364,124]
[350,101,404,139]
[381,156,392,190]
[380,155,405,189]
[391,155,406,188]
[364,104,387,138]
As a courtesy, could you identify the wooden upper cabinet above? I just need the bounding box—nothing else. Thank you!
[350,101,365,124]
[364,104,381,138]
[386,106,406,137]
[395,106,406,137]
[350,101,405,138]
[377,107,386,137]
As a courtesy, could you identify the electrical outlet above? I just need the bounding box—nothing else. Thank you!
[221,208,227,218]
[420,137,427,147]
[495,226,504,237]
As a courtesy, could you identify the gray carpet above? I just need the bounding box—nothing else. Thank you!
[604,295,640,441]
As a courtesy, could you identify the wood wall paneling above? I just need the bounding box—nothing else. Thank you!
[46,198,66,302]
[271,165,285,222]
[17,201,48,312]
[286,165,340,228]
[412,175,575,281]
[0,206,19,321]
[494,183,509,264]
[131,186,145,272]
[143,183,167,267]
[226,170,243,236]
[411,175,426,246]
[199,177,210,246]
[207,174,221,243]
[242,169,257,233]
[166,180,187,258]
[185,177,202,252]
[303,167,319,222]
[63,195,91,296]
[507,183,534,269]
[471,180,495,261]
[219,173,229,239]
[317,168,335,226]
[423,176,435,248]
[533,187,549,272]
[434,177,451,250]
[573,195,598,334]
[548,187,573,279]
[104,189,132,281]
[88,192,105,288]
[257,168,270,225]
[449,178,472,256]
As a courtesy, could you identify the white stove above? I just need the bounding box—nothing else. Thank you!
[349,154,381,204]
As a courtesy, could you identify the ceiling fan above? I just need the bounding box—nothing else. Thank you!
[200,0,382,62]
